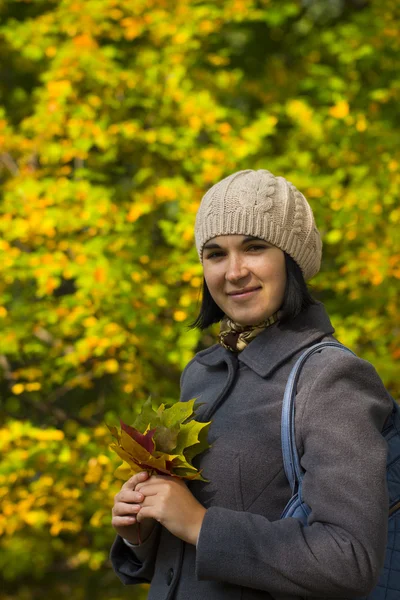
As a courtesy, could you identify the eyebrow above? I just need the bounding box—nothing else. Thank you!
[203,236,265,250]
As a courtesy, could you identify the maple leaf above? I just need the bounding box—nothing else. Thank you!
[120,420,156,453]
[107,398,211,482]
[109,430,178,477]
[153,425,179,453]
[159,399,197,428]
[132,396,158,432]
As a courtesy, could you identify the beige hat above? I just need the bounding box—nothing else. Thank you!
[195,169,322,281]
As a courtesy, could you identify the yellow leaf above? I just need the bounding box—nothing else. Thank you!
[104,359,119,373]
[173,310,187,322]
[114,462,139,480]
[25,382,41,392]
[11,384,24,395]
[329,100,349,119]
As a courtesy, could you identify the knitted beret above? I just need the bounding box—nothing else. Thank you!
[194,169,322,281]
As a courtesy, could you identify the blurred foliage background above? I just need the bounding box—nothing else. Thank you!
[0,0,399,598]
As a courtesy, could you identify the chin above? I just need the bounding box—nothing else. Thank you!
[229,309,277,326]
[230,314,263,327]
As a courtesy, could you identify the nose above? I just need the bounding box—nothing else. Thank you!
[225,254,249,283]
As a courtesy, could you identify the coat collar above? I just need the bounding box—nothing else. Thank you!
[194,303,335,378]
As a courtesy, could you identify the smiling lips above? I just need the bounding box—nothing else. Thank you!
[227,286,261,298]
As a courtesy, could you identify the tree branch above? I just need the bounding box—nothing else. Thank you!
[0,152,19,176]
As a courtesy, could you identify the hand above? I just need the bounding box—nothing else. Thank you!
[111,471,157,544]
[135,475,206,546]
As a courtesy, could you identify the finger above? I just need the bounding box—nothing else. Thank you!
[136,476,169,492]
[137,504,159,523]
[135,480,149,493]
[117,490,144,504]
[136,474,172,487]
[112,515,137,527]
[146,474,169,482]
[112,501,142,517]
[114,488,144,505]
[121,471,149,491]
[136,483,163,496]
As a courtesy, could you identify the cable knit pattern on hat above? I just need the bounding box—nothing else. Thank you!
[195,169,322,281]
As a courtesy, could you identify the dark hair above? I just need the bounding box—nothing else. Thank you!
[189,253,317,330]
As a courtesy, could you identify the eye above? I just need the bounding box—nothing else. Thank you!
[204,250,225,260]
[246,244,268,252]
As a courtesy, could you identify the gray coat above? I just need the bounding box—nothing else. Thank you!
[110,303,392,599]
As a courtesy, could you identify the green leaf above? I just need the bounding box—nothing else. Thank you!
[171,455,200,473]
[153,425,179,453]
[172,465,208,482]
[108,398,210,482]
[159,399,196,428]
[132,396,159,431]
[174,420,211,455]
[106,423,120,442]
[184,422,212,462]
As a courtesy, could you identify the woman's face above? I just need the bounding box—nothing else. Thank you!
[202,235,286,326]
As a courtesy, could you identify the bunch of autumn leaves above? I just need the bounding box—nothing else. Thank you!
[108,399,211,482]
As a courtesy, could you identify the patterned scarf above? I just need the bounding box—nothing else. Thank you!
[219,312,280,353]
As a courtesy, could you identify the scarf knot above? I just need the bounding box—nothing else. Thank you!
[219,312,280,352]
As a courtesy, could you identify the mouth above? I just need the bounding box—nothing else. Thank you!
[227,286,261,298]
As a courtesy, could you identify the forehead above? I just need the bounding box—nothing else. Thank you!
[203,235,265,248]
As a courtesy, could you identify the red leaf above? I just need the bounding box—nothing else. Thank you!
[120,420,156,453]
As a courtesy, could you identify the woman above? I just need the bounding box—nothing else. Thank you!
[110,169,392,599]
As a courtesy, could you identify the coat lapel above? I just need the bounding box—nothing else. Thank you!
[238,303,335,378]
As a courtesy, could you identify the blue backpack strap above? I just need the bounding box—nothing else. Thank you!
[281,341,356,493]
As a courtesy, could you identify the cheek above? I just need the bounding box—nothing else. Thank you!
[275,265,287,289]
[276,273,287,305]
[275,268,287,294]
[203,267,222,294]
[277,277,287,303]
[262,261,286,297]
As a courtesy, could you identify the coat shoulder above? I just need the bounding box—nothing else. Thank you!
[296,344,393,438]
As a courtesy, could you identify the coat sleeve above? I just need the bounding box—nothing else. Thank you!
[195,351,392,597]
[110,523,161,585]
